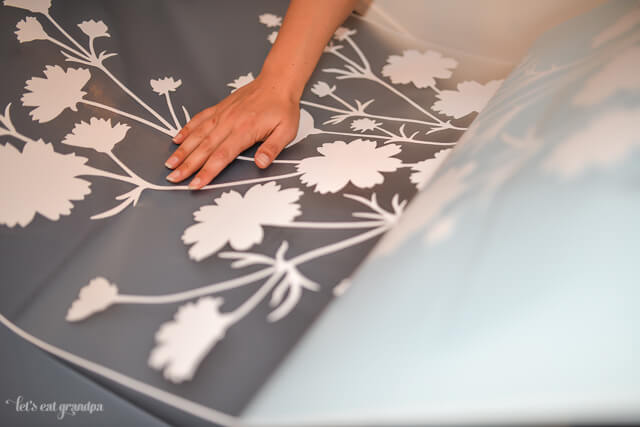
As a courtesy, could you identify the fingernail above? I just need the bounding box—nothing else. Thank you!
[166,171,179,182]
[165,156,179,168]
[173,131,184,143]
[256,153,270,168]
[189,177,201,189]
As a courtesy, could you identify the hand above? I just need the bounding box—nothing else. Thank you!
[165,72,301,189]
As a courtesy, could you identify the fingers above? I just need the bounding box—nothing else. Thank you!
[166,125,231,183]
[189,132,254,190]
[173,106,216,144]
[255,122,297,168]
[165,115,226,169]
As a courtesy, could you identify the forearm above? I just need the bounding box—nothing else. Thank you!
[260,0,359,100]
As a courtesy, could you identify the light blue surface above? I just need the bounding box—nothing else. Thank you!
[244,1,640,424]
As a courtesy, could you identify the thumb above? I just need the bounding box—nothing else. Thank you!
[255,123,296,169]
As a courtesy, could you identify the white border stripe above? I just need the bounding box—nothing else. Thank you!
[0,313,240,427]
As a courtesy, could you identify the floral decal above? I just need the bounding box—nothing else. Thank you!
[298,139,402,194]
[149,297,233,383]
[66,277,119,322]
[227,72,254,92]
[4,0,51,14]
[288,108,319,147]
[182,182,303,261]
[62,117,130,153]
[150,76,182,95]
[1,2,504,387]
[382,49,458,89]
[77,19,109,39]
[334,27,356,41]
[410,148,452,189]
[0,139,91,227]
[433,80,503,119]
[21,65,91,122]
[15,16,47,42]
[310,81,335,98]
[258,13,282,28]
[267,31,278,44]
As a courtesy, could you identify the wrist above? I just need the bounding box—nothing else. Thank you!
[259,63,305,102]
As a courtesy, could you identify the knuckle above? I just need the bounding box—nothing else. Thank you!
[198,165,217,178]
[173,148,187,159]
[213,147,233,164]
[178,160,193,173]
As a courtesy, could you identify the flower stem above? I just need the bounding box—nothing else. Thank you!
[44,13,91,58]
[300,100,347,114]
[345,36,371,71]
[376,126,398,138]
[46,36,88,60]
[290,225,389,265]
[114,225,389,305]
[329,92,356,111]
[371,74,446,125]
[96,64,177,133]
[165,92,181,129]
[88,36,97,61]
[107,151,147,185]
[318,130,455,146]
[226,271,285,324]
[81,100,175,136]
[116,267,276,305]
[300,100,442,127]
[273,220,386,229]
[236,155,300,165]
[148,171,304,191]
[80,166,138,185]
[328,48,367,73]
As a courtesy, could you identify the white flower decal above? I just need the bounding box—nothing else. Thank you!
[544,108,640,178]
[4,0,51,13]
[287,108,319,148]
[15,16,47,43]
[410,148,452,189]
[573,46,640,106]
[149,297,233,383]
[62,117,130,153]
[350,118,380,133]
[297,139,402,194]
[372,163,475,257]
[258,13,282,28]
[0,140,91,228]
[150,77,182,95]
[66,277,118,322]
[310,81,335,98]
[21,65,91,123]
[227,72,254,93]
[77,19,109,39]
[433,80,502,119]
[267,31,278,44]
[334,27,356,41]
[182,182,303,261]
[382,49,458,89]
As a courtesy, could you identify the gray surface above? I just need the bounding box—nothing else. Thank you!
[0,0,508,424]
[0,322,174,427]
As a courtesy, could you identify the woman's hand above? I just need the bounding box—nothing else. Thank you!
[165,0,358,189]
[165,72,301,189]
